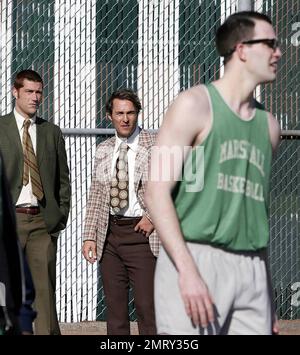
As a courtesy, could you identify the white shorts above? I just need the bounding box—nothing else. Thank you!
[154,243,272,335]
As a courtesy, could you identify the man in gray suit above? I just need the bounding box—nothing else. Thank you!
[0,70,71,335]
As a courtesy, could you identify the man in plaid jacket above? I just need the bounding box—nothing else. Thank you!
[82,89,160,335]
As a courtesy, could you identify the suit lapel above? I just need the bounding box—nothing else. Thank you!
[36,117,46,165]
[5,113,23,176]
[101,137,115,194]
[134,130,150,192]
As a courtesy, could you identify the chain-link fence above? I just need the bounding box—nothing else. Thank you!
[0,0,299,322]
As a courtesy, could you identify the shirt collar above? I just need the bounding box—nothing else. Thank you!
[14,108,36,130]
[115,126,140,153]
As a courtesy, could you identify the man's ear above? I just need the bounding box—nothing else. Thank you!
[235,43,247,62]
[107,114,112,122]
[12,87,18,99]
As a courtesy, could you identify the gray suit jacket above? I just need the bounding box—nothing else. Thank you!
[0,112,71,234]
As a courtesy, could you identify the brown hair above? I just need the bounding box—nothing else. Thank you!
[13,69,43,89]
[216,11,272,64]
[106,88,142,115]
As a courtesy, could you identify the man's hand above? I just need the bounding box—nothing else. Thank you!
[134,216,154,238]
[82,240,97,264]
[272,314,279,335]
[179,267,214,328]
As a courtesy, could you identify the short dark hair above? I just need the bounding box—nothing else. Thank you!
[13,69,43,90]
[216,11,272,64]
[106,88,142,115]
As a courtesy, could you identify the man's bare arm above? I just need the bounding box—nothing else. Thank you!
[268,113,281,153]
[265,114,280,334]
[145,85,214,327]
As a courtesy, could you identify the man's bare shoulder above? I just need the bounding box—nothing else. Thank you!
[157,85,211,147]
[174,85,210,112]
[165,85,210,128]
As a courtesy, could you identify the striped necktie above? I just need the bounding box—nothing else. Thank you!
[22,119,44,200]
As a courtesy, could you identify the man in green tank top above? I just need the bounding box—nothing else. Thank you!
[146,11,281,335]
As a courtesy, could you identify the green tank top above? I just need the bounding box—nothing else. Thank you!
[172,83,273,251]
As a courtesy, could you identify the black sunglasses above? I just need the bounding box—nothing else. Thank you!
[223,38,279,58]
[241,38,279,50]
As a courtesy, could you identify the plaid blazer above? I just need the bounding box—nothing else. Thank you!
[83,129,160,260]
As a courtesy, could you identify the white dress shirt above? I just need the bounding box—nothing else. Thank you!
[14,108,39,207]
[110,126,143,217]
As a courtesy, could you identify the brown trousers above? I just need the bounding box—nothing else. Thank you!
[16,212,60,335]
[101,216,156,335]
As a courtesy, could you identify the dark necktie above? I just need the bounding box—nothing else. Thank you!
[110,142,129,213]
[22,119,44,200]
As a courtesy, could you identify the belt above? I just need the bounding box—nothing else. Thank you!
[109,214,142,226]
[16,207,40,215]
